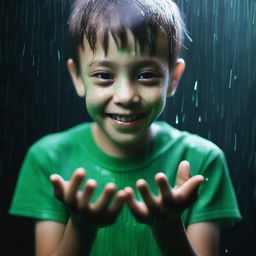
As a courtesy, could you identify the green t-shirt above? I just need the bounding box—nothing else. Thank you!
[10,121,241,255]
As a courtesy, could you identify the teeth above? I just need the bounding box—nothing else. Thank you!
[111,115,138,122]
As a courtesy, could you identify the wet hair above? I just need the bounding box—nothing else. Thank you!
[68,0,187,74]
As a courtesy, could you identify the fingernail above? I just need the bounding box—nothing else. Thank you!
[50,174,58,180]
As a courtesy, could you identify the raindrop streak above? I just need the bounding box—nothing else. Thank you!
[22,44,26,56]
[194,81,198,90]
[181,96,184,113]
[207,130,211,140]
[253,2,256,25]
[195,90,199,108]
[233,133,237,151]
[182,114,186,123]
[213,33,217,71]
[175,115,179,124]
[58,50,61,61]
[228,69,233,89]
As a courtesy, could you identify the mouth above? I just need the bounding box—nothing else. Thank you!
[106,113,146,126]
[107,114,140,122]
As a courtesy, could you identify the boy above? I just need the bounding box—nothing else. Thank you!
[10,0,241,255]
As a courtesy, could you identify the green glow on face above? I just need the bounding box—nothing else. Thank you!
[76,30,173,153]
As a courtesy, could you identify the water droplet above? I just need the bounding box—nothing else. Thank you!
[58,50,61,61]
[228,69,233,88]
[175,115,179,124]
[194,81,198,91]
[233,133,237,151]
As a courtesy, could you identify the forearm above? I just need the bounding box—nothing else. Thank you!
[51,218,97,256]
[152,217,200,256]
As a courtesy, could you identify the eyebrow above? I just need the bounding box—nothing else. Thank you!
[88,60,116,68]
[88,58,167,70]
[132,59,167,70]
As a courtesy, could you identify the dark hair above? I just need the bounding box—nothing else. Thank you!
[68,0,187,74]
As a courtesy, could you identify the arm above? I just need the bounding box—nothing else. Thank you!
[151,220,219,256]
[35,168,126,256]
[125,161,216,256]
[187,222,220,256]
[35,219,97,256]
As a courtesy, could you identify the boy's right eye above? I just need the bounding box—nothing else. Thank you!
[91,72,114,80]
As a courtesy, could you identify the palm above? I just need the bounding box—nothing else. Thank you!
[50,168,126,231]
[125,161,204,226]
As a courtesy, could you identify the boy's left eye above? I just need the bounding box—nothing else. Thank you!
[137,72,159,80]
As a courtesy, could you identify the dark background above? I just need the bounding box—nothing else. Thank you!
[1,0,255,255]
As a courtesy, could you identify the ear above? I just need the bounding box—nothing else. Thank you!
[67,58,85,97]
[167,58,185,96]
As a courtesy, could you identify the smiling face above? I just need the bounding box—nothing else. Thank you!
[68,31,185,157]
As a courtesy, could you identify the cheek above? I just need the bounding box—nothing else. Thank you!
[85,87,110,119]
[86,100,98,119]
[141,87,167,109]
[142,87,167,121]
[85,94,101,119]
[151,97,166,117]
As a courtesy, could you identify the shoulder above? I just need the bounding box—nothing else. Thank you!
[154,121,224,159]
[28,122,92,158]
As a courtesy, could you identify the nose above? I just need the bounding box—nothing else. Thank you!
[113,78,140,106]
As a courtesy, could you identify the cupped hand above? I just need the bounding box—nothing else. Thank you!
[50,168,126,232]
[124,161,204,227]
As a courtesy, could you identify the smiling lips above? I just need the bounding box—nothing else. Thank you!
[107,113,146,127]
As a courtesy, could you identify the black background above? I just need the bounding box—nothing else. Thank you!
[1,0,256,255]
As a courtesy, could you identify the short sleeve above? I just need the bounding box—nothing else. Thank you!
[182,150,241,227]
[9,144,69,223]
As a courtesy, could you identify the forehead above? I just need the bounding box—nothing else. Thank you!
[78,30,170,66]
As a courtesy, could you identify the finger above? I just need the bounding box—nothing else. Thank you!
[136,179,156,210]
[93,183,116,212]
[108,190,127,215]
[80,179,97,207]
[50,174,66,201]
[155,173,173,203]
[124,187,148,220]
[176,161,191,187]
[174,175,204,205]
[65,168,86,205]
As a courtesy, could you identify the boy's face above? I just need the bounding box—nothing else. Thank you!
[68,30,184,155]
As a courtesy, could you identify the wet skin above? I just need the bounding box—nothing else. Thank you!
[68,31,182,157]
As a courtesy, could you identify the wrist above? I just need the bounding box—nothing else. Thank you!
[151,215,183,233]
[70,215,98,238]
[151,216,187,246]
[151,218,198,256]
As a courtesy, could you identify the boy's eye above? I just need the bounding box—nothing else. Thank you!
[137,72,159,80]
[92,72,114,80]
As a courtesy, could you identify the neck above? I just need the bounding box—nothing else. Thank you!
[92,124,156,158]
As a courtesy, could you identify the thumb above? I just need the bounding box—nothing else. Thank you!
[175,160,191,187]
[50,174,66,201]
[174,174,204,208]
